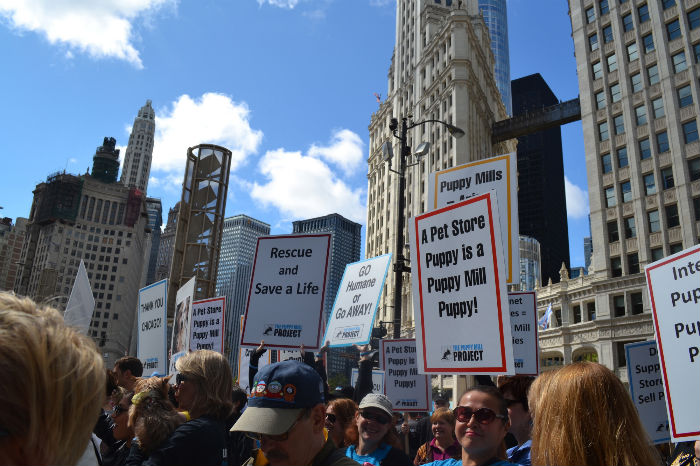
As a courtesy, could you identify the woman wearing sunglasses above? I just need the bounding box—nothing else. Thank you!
[326,398,359,448]
[103,389,134,466]
[345,393,413,466]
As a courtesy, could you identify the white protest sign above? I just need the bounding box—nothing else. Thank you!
[508,292,539,375]
[189,297,225,353]
[237,346,272,394]
[645,244,700,441]
[277,350,304,363]
[137,279,167,376]
[324,254,392,347]
[241,234,331,350]
[427,153,519,284]
[380,339,430,411]
[409,192,514,374]
[169,276,195,375]
[625,340,671,444]
[350,368,385,394]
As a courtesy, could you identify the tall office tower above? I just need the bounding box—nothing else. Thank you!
[15,137,149,366]
[120,100,155,193]
[0,217,27,291]
[536,0,700,375]
[511,73,571,284]
[367,0,515,337]
[478,0,512,115]
[517,235,542,291]
[293,213,362,380]
[142,197,162,286]
[155,202,179,282]
[215,214,270,373]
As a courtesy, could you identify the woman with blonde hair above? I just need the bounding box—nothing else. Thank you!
[0,292,105,466]
[126,349,233,466]
[530,362,662,466]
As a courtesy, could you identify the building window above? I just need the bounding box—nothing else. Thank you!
[657,131,670,153]
[607,53,618,72]
[587,302,596,321]
[647,64,659,85]
[603,25,613,43]
[639,138,651,159]
[605,186,617,207]
[683,120,699,144]
[667,19,682,41]
[599,0,609,15]
[586,6,596,23]
[624,217,636,238]
[638,4,650,23]
[678,85,693,108]
[590,33,599,51]
[652,97,665,119]
[611,257,623,277]
[623,13,634,31]
[596,91,607,109]
[690,8,700,30]
[695,43,700,63]
[672,51,687,73]
[593,61,603,80]
[573,305,582,324]
[599,121,610,141]
[635,105,647,125]
[694,197,700,221]
[642,33,654,53]
[614,114,625,135]
[613,295,626,316]
[610,83,621,102]
[608,220,620,242]
[688,158,700,181]
[627,42,638,61]
[670,243,683,254]
[631,72,642,92]
[602,153,613,173]
[662,0,676,9]
[666,204,680,227]
[621,180,632,202]
[618,146,628,168]
[651,247,664,262]
[628,253,640,274]
[648,210,661,232]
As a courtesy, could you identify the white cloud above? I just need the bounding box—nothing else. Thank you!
[0,0,173,68]
[151,93,263,184]
[68,157,77,164]
[369,0,393,6]
[250,130,366,223]
[308,129,364,175]
[564,176,589,219]
[257,0,299,8]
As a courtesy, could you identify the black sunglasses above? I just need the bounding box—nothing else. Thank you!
[113,404,129,416]
[453,406,507,424]
[359,410,391,425]
[325,413,337,424]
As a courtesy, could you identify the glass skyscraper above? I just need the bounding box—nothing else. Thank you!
[478,0,512,115]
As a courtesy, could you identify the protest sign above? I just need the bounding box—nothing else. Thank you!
[63,260,94,334]
[625,340,671,444]
[380,339,430,411]
[238,345,271,394]
[189,297,225,353]
[137,279,167,376]
[508,292,539,375]
[323,254,392,347]
[241,234,331,350]
[409,192,514,374]
[645,244,700,441]
[169,276,195,375]
[277,350,304,363]
[350,368,385,394]
[427,153,519,284]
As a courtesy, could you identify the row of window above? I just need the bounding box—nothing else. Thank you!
[588,3,698,41]
[607,204,680,246]
[610,241,685,277]
[600,118,699,145]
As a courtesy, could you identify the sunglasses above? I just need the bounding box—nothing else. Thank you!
[453,406,507,424]
[175,373,189,385]
[359,410,391,425]
[325,413,337,424]
[113,405,129,416]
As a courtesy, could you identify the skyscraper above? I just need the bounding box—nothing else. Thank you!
[478,0,512,115]
[536,0,700,375]
[293,213,362,380]
[215,214,270,373]
[143,197,162,286]
[0,217,27,291]
[155,202,179,282]
[511,73,570,284]
[120,100,155,193]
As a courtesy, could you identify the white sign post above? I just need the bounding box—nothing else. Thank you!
[169,276,195,375]
[137,279,167,376]
[427,153,519,284]
[409,192,514,374]
[508,292,539,375]
[189,297,225,353]
[350,368,385,394]
[645,245,700,441]
[241,234,331,350]
[625,340,671,444]
[324,254,392,347]
[380,339,430,412]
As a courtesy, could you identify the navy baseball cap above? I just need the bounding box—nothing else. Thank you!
[231,360,324,435]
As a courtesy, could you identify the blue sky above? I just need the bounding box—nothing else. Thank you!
[0,0,590,268]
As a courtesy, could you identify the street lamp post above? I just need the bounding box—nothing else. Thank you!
[384,116,465,338]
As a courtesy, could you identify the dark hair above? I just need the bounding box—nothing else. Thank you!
[231,385,247,411]
[106,369,119,397]
[497,375,535,411]
[462,385,508,419]
[115,356,143,377]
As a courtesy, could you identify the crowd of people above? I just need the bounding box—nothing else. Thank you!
[1,293,699,466]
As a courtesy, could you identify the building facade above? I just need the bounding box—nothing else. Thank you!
[536,0,700,379]
[478,0,512,115]
[14,137,149,366]
[0,217,27,291]
[517,235,542,291]
[292,213,362,380]
[511,73,571,284]
[155,202,179,283]
[215,214,270,374]
[142,197,162,286]
[120,100,155,193]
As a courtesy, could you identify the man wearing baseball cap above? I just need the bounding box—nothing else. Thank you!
[231,360,357,466]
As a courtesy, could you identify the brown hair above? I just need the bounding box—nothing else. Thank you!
[115,356,144,377]
[530,362,662,466]
[430,407,455,425]
[176,350,233,420]
[328,398,359,447]
[497,375,535,411]
[129,377,182,454]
